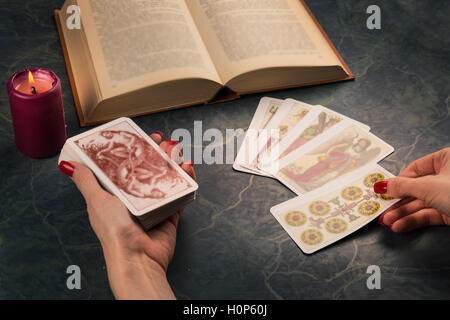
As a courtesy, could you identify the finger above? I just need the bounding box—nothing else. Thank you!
[181,160,196,180]
[398,148,448,178]
[69,162,105,204]
[148,210,183,238]
[381,199,427,225]
[160,139,179,155]
[384,196,415,214]
[161,139,183,164]
[389,208,446,232]
[149,131,163,145]
[168,210,183,229]
[384,176,434,200]
[159,140,170,153]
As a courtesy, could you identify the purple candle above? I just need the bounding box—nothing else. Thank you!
[7,68,66,158]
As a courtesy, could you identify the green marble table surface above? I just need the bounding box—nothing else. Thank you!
[0,0,448,299]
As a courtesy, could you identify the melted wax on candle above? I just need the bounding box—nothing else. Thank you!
[14,71,53,95]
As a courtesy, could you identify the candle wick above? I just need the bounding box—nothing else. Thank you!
[31,86,37,95]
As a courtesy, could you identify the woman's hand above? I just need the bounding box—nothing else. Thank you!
[375,147,450,232]
[59,132,195,299]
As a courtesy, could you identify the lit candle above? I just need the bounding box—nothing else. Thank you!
[15,70,53,95]
[7,68,66,158]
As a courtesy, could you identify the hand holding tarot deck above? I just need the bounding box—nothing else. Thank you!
[59,118,198,231]
[234,98,399,254]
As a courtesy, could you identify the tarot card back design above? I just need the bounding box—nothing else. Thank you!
[75,121,191,211]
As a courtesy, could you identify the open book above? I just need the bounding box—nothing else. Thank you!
[55,0,354,126]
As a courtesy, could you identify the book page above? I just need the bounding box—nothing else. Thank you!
[186,0,344,83]
[59,0,102,121]
[77,0,221,98]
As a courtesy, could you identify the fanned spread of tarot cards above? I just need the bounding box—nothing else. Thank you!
[234,97,399,254]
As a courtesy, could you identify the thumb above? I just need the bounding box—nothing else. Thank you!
[69,162,105,204]
[385,176,433,200]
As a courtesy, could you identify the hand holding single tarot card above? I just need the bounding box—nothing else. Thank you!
[271,165,400,254]
[58,117,198,230]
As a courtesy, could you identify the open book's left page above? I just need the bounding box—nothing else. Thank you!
[77,0,222,99]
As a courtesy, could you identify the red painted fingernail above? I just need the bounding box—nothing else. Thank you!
[184,160,193,167]
[59,161,75,178]
[374,181,388,194]
[166,139,178,146]
[388,224,393,232]
[378,215,384,225]
[154,131,163,138]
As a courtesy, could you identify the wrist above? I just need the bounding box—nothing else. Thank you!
[100,239,174,300]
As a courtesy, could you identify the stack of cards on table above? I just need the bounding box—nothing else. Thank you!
[234,97,399,254]
[59,117,198,231]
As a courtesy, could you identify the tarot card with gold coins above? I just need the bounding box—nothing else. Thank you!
[271,165,399,254]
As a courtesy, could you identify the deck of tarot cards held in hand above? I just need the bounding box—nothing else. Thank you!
[234,97,400,254]
[59,117,198,231]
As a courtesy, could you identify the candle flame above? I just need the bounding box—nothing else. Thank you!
[28,70,35,84]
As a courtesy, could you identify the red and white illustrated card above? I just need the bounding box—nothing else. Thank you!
[59,118,198,216]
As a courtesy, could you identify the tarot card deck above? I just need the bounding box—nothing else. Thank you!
[59,117,198,231]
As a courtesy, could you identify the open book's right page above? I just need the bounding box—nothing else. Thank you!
[186,0,346,86]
